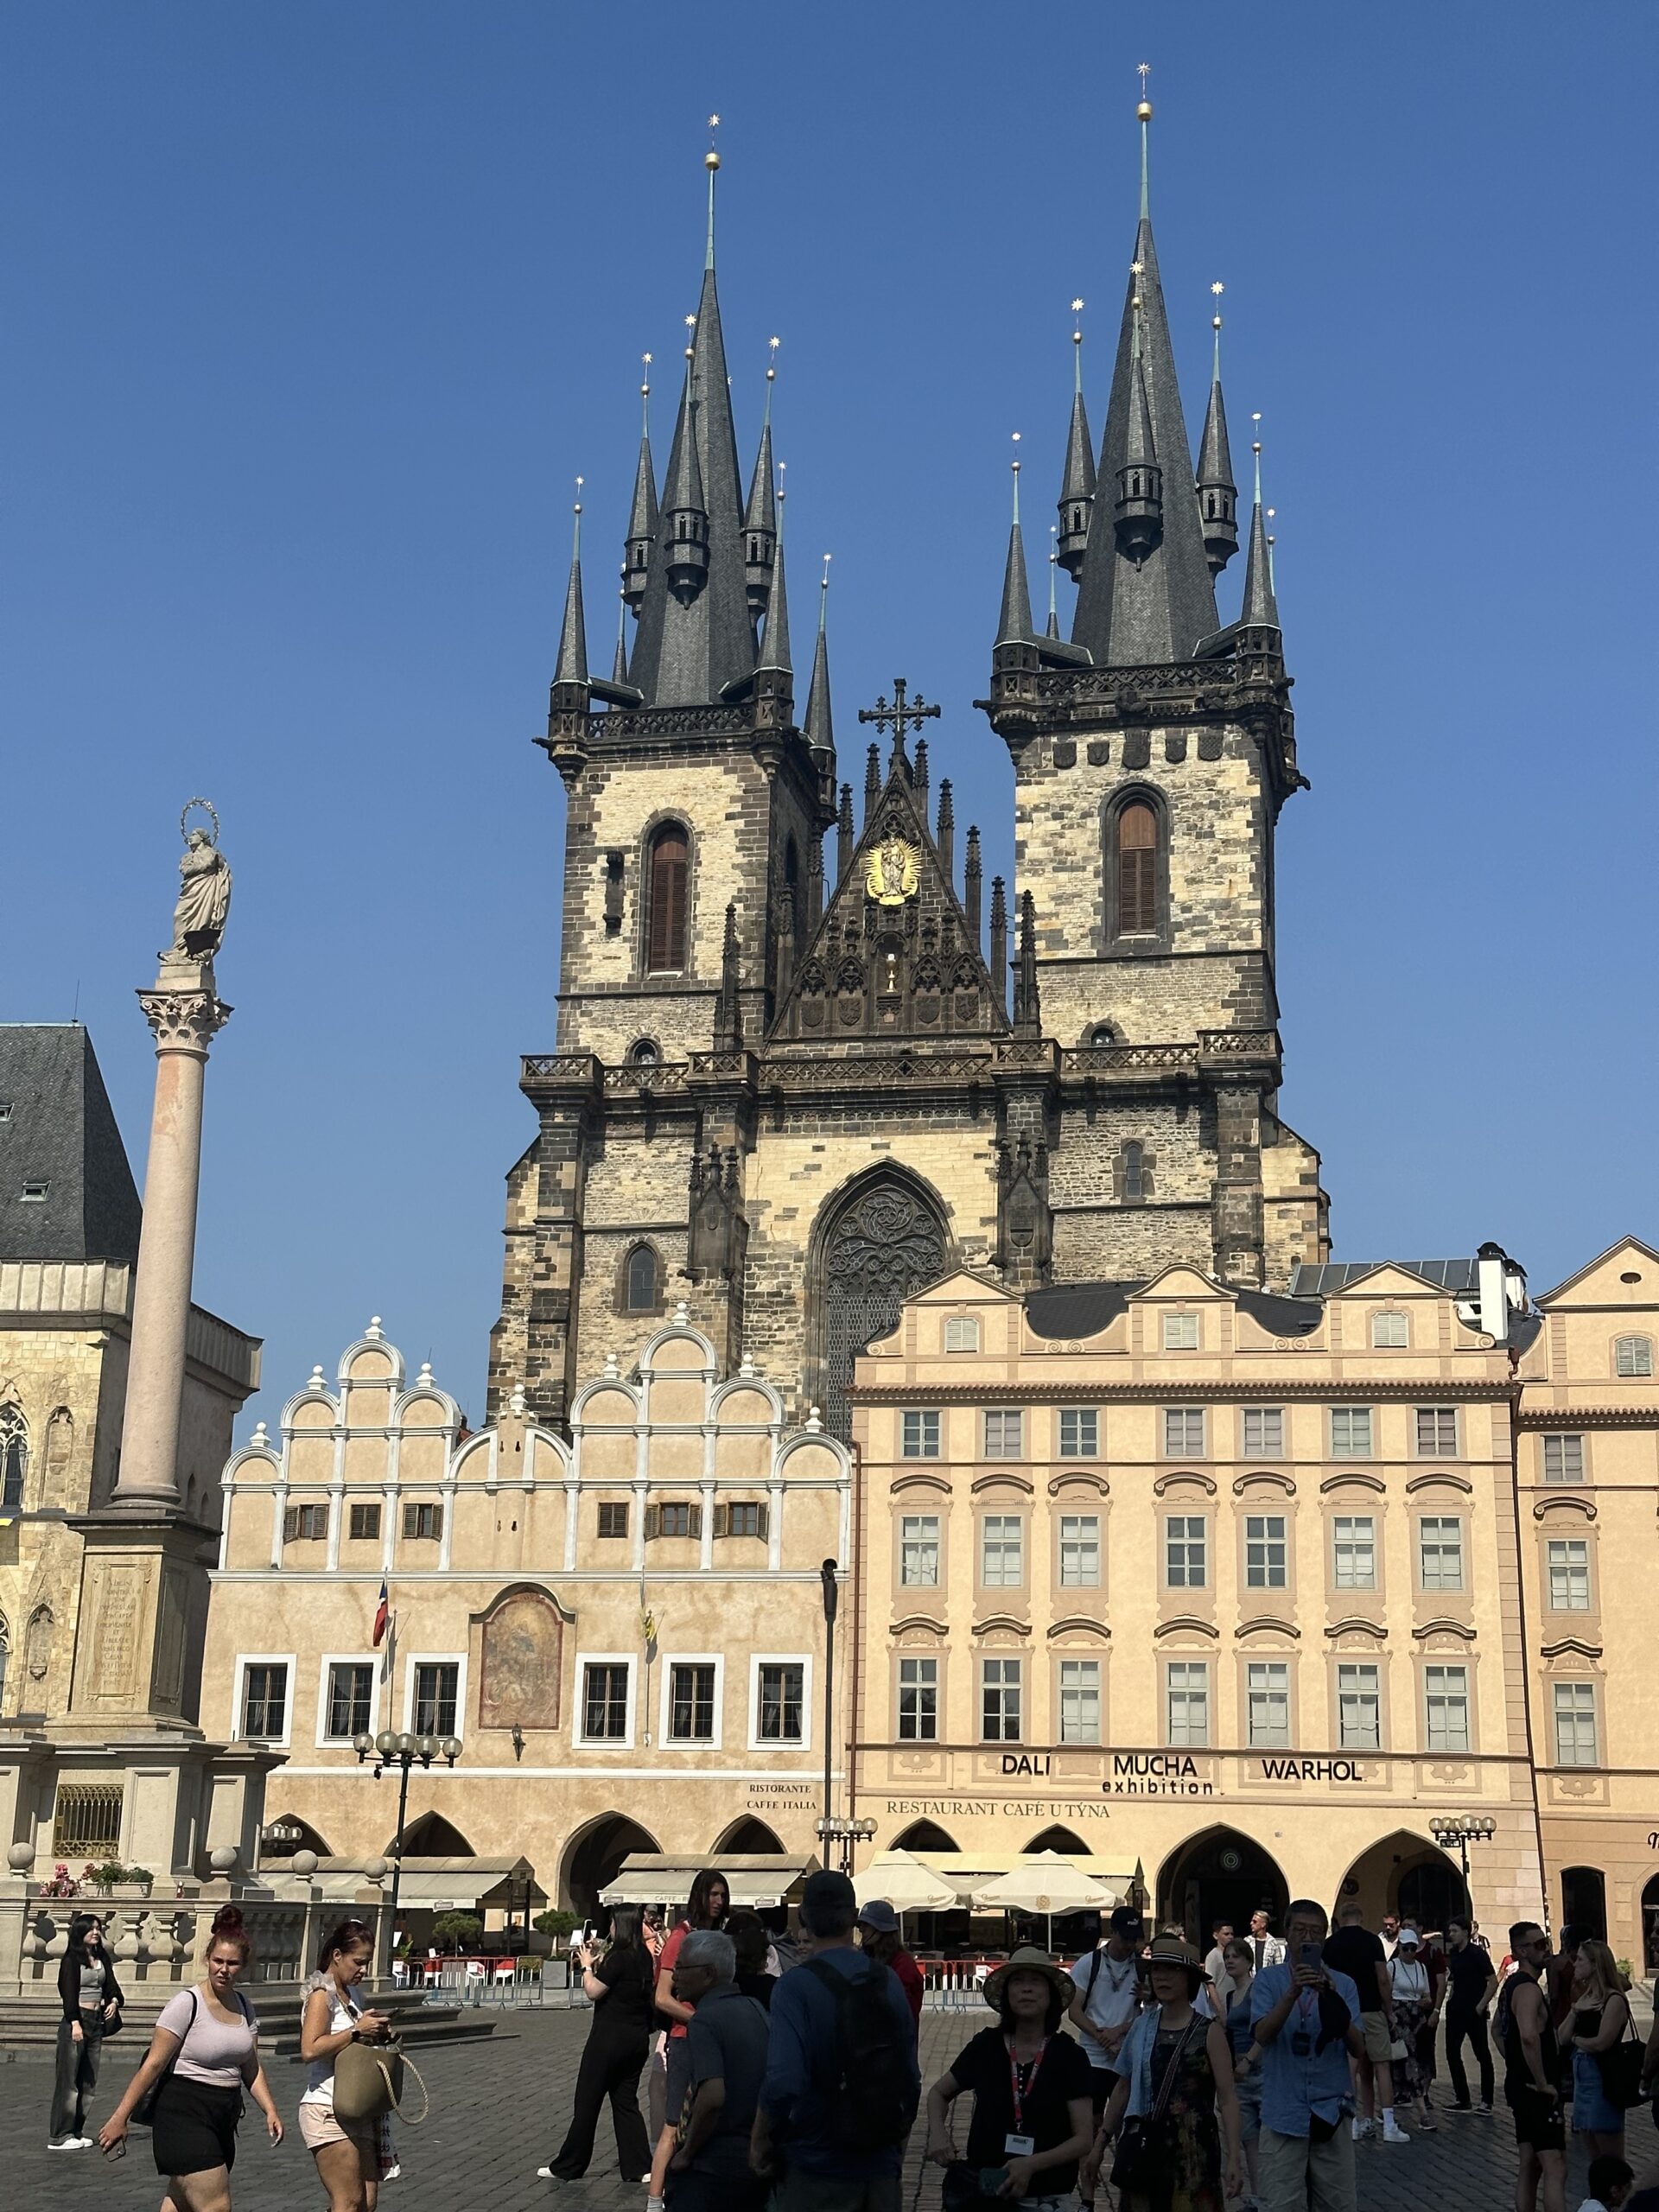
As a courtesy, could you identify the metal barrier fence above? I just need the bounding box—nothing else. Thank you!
[920,1959,992,2012]
[398,1957,585,2008]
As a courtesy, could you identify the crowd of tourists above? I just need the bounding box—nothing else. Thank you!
[36,1883,1659,2212]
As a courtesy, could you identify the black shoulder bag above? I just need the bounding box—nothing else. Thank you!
[133,1990,198,2126]
[1110,2011,1202,2190]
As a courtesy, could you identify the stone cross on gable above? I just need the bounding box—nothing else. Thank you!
[856,677,940,767]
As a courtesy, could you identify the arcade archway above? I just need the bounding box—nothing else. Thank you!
[390,1811,474,1859]
[1027,1826,1092,1856]
[1157,1827,1287,1945]
[892,1820,958,1854]
[712,1817,788,1855]
[1560,1866,1607,1941]
[1338,1829,1465,1929]
[561,1812,661,1920]
[1643,1872,1659,1973]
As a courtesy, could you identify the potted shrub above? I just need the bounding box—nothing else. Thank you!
[430,1911,483,1957]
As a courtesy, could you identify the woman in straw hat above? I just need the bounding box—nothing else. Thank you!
[924,1947,1095,2210]
[1084,1935,1243,2212]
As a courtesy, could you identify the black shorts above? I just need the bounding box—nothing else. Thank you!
[1087,2067,1120,2119]
[149,2075,242,2177]
[1508,2088,1565,2154]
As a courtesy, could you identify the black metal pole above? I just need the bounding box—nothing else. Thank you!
[820,1560,838,1848]
[386,1754,411,1975]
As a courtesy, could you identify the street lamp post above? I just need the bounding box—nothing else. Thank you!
[353,1727,461,1971]
[815,1815,877,1877]
[819,1560,838,1840]
[1429,1813,1496,1923]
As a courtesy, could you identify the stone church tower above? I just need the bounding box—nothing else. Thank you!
[491,107,1328,1438]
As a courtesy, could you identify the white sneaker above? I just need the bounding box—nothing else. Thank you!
[47,2139,88,2151]
[1381,2116,1411,2143]
[383,2162,403,2181]
[1351,2117,1371,2140]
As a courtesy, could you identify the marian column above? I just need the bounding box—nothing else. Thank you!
[112,803,233,1506]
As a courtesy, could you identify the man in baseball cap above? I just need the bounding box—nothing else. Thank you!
[857,1897,925,2028]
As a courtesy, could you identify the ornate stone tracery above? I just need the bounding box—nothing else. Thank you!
[814,1176,949,1440]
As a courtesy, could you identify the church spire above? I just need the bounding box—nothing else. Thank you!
[1070,84,1220,665]
[612,579,630,685]
[1046,528,1061,639]
[1114,293,1163,563]
[804,554,835,765]
[554,480,589,690]
[743,339,779,617]
[995,435,1034,646]
[1238,424,1281,639]
[754,464,791,678]
[661,332,709,603]
[1197,286,1239,577]
[1055,298,1096,580]
[623,355,658,613]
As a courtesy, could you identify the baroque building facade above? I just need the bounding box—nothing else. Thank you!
[488,107,1328,1451]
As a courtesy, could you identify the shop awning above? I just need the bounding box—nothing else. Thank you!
[855,1850,960,1914]
[301,1856,543,1912]
[600,1853,819,1910]
[970,1851,1121,1913]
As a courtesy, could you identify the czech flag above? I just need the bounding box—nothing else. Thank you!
[372,1580,390,1648]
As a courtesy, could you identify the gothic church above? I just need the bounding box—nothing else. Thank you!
[490,104,1329,1440]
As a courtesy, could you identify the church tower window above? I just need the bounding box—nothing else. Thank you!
[624,1244,661,1313]
[1116,801,1159,935]
[645,824,690,974]
[1123,1141,1145,1203]
[1,1405,26,1514]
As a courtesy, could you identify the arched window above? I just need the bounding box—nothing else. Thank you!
[645,824,690,974]
[625,1245,659,1313]
[1371,1312,1409,1349]
[0,1405,26,1515]
[1087,1023,1116,1047]
[627,1038,660,1068]
[1116,801,1159,936]
[1123,1141,1145,1204]
[1614,1334,1653,1377]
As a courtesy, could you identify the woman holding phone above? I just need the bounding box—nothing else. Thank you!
[298,1917,395,2212]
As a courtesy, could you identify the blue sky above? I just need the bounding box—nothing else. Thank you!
[6,2,1656,1429]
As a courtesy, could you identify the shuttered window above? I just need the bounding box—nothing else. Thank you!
[1117,802,1158,934]
[645,826,690,972]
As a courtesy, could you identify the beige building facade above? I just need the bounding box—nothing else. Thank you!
[207,1313,849,1918]
[848,1257,1556,1946]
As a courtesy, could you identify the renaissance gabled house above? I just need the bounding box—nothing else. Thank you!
[491,105,1329,1442]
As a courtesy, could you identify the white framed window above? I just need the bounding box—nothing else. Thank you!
[1614,1334,1653,1378]
[1332,1515,1376,1590]
[1371,1312,1409,1349]
[1058,1658,1101,1744]
[234,1654,295,1745]
[315,1655,378,1745]
[577,1655,636,1746]
[902,1410,941,1459]
[1541,1433,1584,1484]
[1553,1681,1599,1767]
[402,1500,442,1541]
[1058,1408,1099,1458]
[1166,1661,1210,1746]
[749,1654,811,1750]
[401,1650,467,1740]
[1546,1538,1591,1611]
[1415,1407,1459,1457]
[1243,1407,1284,1457]
[898,1656,938,1741]
[1245,1513,1288,1590]
[982,1409,1024,1458]
[1162,1311,1200,1351]
[1418,1516,1465,1592]
[899,1515,941,1586]
[1424,1663,1470,1752]
[981,1657,1022,1741]
[347,1501,382,1543]
[981,1515,1025,1587]
[1058,1515,1100,1587]
[1337,1662,1381,1750]
[283,1502,329,1543]
[1247,1661,1291,1747]
[1164,1408,1205,1458]
[1330,1407,1374,1458]
[662,1655,724,1747]
[944,1316,981,1354]
[1165,1515,1206,1588]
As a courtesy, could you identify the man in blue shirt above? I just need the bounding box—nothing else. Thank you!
[1250,1898,1363,2212]
[754,1870,920,2212]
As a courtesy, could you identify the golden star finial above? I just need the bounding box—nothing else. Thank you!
[1130,259,1145,277]
[1211,281,1224,297]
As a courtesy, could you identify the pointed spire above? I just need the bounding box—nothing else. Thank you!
[1239,423,1281,636]
[995,434,1034,645]
[913,736,928,806]
[1046,529,1060,639]
[612,580,630,685]
[863,741,880,813]
[963,826,982,941]
[661,331,710,603]
[1013,891,1042,1036]
[623,354,658,613]
[714,899,742,1048]
[1197,285,1239,576]
[755,463,791,677]
[1056,298,1096,580]
[988,876,1008,1017]
[743,338,780,616]
[806,834,824,928]
[936,779,955,881]
[1069,84,1220,665]
[1114,294,1164,563]
[554,480,589,687]
[837,781,855,879]
[804,554,835,762]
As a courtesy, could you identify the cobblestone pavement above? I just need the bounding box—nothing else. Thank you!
[4,2005,1656,2212]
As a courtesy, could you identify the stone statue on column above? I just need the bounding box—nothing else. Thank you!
[165,810,232,963]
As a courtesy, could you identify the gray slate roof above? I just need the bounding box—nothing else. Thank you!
[1025,1279,1323,1340]
[1288,1260,1482,1295]
[0,1025,141,1263]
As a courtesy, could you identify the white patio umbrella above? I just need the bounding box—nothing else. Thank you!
[969,1851,1121,1952]
[854,1848,959,1915]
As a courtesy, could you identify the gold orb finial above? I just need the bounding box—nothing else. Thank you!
[1136,60,1153,121]
[1136,99,1153,121]
[705,149,721,170]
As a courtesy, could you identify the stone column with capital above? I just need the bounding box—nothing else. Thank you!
[113,811,234,1507]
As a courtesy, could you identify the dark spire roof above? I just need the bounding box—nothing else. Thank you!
[626,235,753,705]
[1070,100,1220,665]
[804,556,834,758]
[1046,530,1061,639]
[742,351,779,619]
[754,478,791,677]
[1239,435,1280,630]
[0,1026,141,1264]
[1196,304,1239,577]
[623,359,658,613]
[612,582,630,685]
[995,446,1034,646]
[1055,305,1096,582]
[554,491,588,686]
